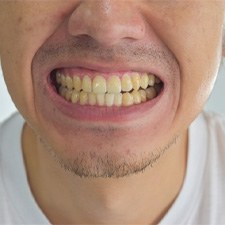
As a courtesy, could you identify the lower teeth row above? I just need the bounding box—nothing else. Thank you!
[58,86,160,107]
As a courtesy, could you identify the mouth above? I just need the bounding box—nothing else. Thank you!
[50,68,164,107]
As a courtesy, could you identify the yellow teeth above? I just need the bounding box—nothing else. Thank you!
[55,72,162,107]
[93,75,107,94]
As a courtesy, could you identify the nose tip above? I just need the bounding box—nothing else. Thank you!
[67,1,146,46]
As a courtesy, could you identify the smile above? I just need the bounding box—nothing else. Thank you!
[51,69,164,107]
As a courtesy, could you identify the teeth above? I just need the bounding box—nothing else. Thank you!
[56,71,162,107]
[114,93,122,106]
[140,73,149,89]
[105,93,114,107]
[59,86,67,98]
[82,75,92,93]
[121,74,133,92]
[73,76,82,92]
[96,94,105,106]
[66,76,73,90]
[65,89,73,101]
[139,90,147,102]
[148,74,155,87]
[122,93,134,106]
[131,73,140,91]
[80,91,88,105]
[88,93,97,106]
[107,76,121,94]
[71,90,79,103]
[132,90,141,104]
[61,75,67,87]
[56,71,61,84]
[93,75,107,94]
[146,87,157,100]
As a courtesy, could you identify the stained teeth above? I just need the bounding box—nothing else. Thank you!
[105,93,114,107]
[56,71,61,84]
[139,90,147,102]
[65,89,73,101]
[131,73,140,91]
[73,76,82,92]
[93,75,106,94]
[66,76,73,90]
[82,75,92,93]
[107,76,121,94]
[148,74,155,87]
[80,91,88,105]
[146,87,157,100]
[140,73,149,89]
[132,90,141,104]
[122,93,134,106]
[56,71,162,107]
[71,90,79,103]
[121,74,133,92]
[61,75,66,87]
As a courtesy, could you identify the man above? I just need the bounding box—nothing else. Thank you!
[0,0,225,224]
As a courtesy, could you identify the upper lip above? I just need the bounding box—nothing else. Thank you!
[45,57,166,82]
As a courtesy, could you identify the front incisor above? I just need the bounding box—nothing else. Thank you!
[93,75,107,94]
[107,76,121,93]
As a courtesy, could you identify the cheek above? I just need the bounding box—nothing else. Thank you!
[145,3,224,129]
[0,1,74,123]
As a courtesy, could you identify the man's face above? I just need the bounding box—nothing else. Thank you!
[0,1,224,178]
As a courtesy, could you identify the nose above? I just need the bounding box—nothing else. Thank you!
[67,0,146,46]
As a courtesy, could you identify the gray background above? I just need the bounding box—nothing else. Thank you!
[0,59,225,122]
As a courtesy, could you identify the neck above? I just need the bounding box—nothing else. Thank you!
[22,124,187,224]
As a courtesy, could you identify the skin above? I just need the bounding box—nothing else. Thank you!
[0,0,225,224]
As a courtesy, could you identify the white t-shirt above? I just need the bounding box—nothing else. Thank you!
[0,112,225,225]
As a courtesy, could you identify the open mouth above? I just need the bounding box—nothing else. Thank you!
[50,69,164,107]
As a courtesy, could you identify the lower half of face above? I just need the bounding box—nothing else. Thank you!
[1,1,225,178]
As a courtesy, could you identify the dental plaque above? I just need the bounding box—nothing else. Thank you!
[51,70,163,107]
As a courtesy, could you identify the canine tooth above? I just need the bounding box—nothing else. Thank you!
[59,86,67,98]
[80,91,88,105]
[122,93,134,106]
[105,93,114,107]
[71,90,79,103]
[82,75,92,93]
[66,76,73,90]
[88,93,97,105]
[107,76,121,94]
[93,75,106,94]
[73,76,82,92]
[114,93,122,106]
[132,90,141,104]
[121,74,133,92]
[56,71,61,84]
[96,94,105,106]
[131,73,140,91]
[146,87,157,100]
[148,74,155,86]
[139,90,147,102]
[61,75,67,87]
[65,89,73,101]
[140,73,149,89]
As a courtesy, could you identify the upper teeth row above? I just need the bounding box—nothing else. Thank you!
[56,71,161,94]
